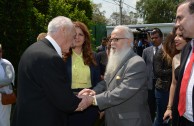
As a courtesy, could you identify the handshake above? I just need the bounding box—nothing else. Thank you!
[75,89,96,112]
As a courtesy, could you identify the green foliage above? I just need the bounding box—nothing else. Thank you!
[32,7,47,32]
[92,3,107,24]
[31,0,48,36]
[0,0,34,71]
[33,0,93,27]
[47,0,72,21]
[47,0,92,28]
[66,0,93,20]
[33,0,49,14]
[69,7,92,26]
[136,0,180,23]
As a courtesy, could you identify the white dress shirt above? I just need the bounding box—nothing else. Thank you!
[0,58,14,126]
[153,44,162,55]
[0,59,5,81]
[45,35,62,58]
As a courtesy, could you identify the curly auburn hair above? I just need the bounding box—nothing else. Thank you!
[163,27,191,59]
[63,21,97,66]
[162,32,174,66]
[162,27,191,65]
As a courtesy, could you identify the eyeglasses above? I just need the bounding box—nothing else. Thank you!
[109,38,128,43]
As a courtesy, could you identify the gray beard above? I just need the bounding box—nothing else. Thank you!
[105,45,131,76]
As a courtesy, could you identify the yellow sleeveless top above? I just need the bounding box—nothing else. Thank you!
[71,51,92,89]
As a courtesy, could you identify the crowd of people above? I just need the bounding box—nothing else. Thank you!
[0,0,194,126]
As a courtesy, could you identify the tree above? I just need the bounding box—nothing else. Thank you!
[136,0,183,23]
[92,3,107,24]
[0,0,34,71]
[33,0,49,14]
[66,0,93,20]
[44,0,93,29]
[108,12,120,25]
[108,11,138,25]
[123,11,138,25]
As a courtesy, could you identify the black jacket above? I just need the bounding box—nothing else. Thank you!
[153,48,172,91]
[11,38,81,126]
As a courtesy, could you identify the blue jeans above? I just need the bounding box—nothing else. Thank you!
[154,89,170,126]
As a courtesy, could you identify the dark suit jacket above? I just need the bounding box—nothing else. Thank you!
[93,49,152,126]
[153,48,172,91]
[96,45,106,53]
[173,42,194,125]
[12,38,81,126]
[142,46,154,90]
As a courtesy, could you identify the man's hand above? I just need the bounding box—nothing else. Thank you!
[75,95,93,111]
[78,88,96,96]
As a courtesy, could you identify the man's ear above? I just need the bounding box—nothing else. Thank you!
[128,38,133,45]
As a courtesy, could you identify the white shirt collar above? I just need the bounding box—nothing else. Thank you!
[157,43,162,49]
[45,35,62,58]
[153,43,162,53]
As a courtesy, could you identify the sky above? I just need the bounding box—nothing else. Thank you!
[92,0,138,18]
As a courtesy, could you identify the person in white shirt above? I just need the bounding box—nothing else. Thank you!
[0,44,15,126]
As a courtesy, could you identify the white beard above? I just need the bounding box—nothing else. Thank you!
[105,44,131,76]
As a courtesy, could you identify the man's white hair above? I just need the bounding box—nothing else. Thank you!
[47,16,73,35]
[114,25,134,40]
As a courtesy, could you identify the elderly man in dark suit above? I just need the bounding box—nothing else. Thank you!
[173,0,194,125]
[78,25,152,126]
[11,16,88,126]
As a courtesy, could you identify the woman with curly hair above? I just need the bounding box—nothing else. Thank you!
[163,27,191,125]
[63,21,101,126]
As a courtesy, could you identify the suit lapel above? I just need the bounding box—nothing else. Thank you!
[107,49,133,86]
[178,43,192,84]
[149,46,154,63]
[41,38,56,51]
[66,56,72,87]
